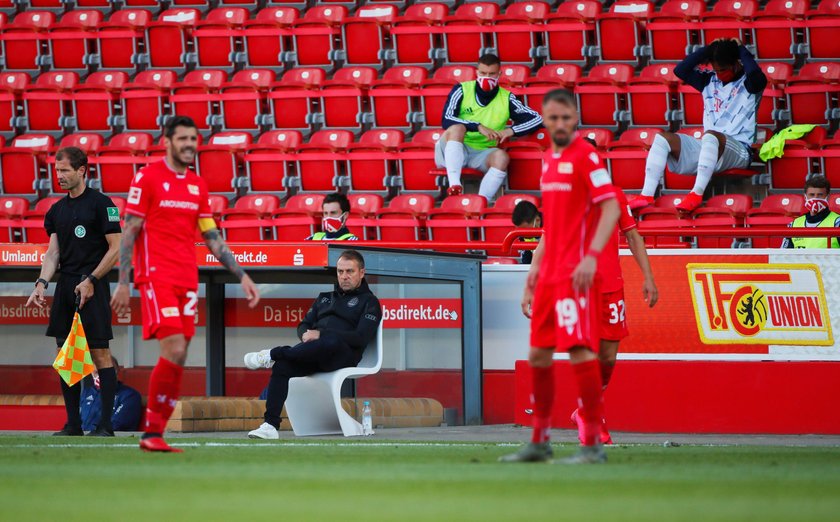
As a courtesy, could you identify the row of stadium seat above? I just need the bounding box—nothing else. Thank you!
[1,0,838,76]
[1,124,836,200]
[1,60,838,139]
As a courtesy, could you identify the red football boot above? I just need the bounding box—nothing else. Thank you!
[447,185,463,197]
[628,194,655,211]
[570,408,585,444]
[675,191,703,213]
[572,409,613,445]
[140,436,183,453]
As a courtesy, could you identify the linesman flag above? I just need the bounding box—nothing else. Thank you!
[53,307,95,386]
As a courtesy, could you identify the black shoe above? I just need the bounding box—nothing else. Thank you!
[86,427,115,437]
[53,424,84,436]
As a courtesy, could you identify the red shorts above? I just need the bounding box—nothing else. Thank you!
[529,279,601,352]
[600,287,629,341]
[138,282,198,340]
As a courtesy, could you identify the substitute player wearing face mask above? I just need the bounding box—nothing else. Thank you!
[781,176,840,249]
[436,53,543,201]
[307,193,358,241]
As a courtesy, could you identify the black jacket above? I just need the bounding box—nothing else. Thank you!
[297,278,382,350]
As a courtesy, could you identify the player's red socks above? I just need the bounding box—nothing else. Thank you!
[600,360,615,389]
[572,359,604,446]
[530,365,554,444]
[145,357,184,435]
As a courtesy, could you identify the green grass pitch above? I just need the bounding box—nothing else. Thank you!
[1,437,839,522]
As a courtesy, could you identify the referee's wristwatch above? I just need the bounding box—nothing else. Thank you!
[84,274,98,285]
[35,278,48,290]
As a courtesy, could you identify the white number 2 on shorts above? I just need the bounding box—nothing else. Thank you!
[184,291,198,318]
[608,300,626,325]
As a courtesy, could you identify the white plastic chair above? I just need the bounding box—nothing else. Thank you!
[285,324,384,437]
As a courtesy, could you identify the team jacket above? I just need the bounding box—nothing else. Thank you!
[297,278,382,351]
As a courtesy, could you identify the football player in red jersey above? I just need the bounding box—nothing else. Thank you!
[570,188,658,445]
[500,89,621,464]
[110,116,260,453]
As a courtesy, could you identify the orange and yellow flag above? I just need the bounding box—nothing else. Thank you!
[52,311,95,386]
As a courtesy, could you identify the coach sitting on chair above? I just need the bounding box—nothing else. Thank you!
[243,250,382,439]
[781,176,840,249]
[436,53,543,201]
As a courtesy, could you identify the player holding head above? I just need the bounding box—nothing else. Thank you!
[110,116,260,453]
[500,89,621,464]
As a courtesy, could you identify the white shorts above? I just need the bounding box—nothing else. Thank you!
[434,138,497,173]
[667,133,752,175]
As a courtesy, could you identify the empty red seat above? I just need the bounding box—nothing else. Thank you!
[291,5,346,67]
[576,64,633,127]
[268,67,326,131]
[627,63,680,127]
[421,65,477,128]
[121,70,177,133]
[343,129,404,194]
[47,10,103,72]
[320,66,377,129]
[605,127,660,191]
[196,132,252,194]
[23,72,79,132]
[520,63,582,112]
[443,2,499,64]
[596,0,653,63]
[391,2,448,67]
[272,193,324,241]
[221,193,280,241]
[0,195,28,242]
[645,0,705,62]
[72,71,128,132]
[745,194,802,247]
[0,134,54,196]
[785,63,840,126]
[751,0,808,61]
[96,9,151,71]
[806,0,840,61]
[193,7,249,69]
[342,4,397,67]
[493,1,550,65]
[171,69,227,131]
[376,193,435,242]
[397,129,442,192]
[345,193,385,240]
[758,62,792,127]
[482,193,540,218]
[368,66,427,129]
[22,196,61,243]
[218,69,274,131]
[579,127,614,150]
[545,0,601,64]
[96,132,154,194]
[146,9,200,70]
[1,11,55,71]
[243,129,300,193]
[243,7,298,68]
[294,129,354,192]
[427,194,487,251]
[504,137,545,192]
[0,72,31,135]
[700,0,757,45]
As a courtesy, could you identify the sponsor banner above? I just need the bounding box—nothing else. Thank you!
[226,298,463,329]
[688,263,833,346]
[198,244,328,268]
[0,244,49,266]
[0,297,206,327]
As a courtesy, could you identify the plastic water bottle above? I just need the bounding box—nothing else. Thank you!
[361,400,374,436]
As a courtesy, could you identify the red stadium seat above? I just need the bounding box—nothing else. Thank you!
[692,194,753,248]
[196,132,252,194]
[751,0,808,61]
[319,66,377,129]
[520,63,582,112]
[47,10,103,72]
[767,126,826,190]
[700,0,757,45]
[0,11,55,72]
[482,193,540,218]
[368,66,427,130]
[345,193,385,240]
[397,129,442,193]
[0,134,54,196]
[427,194,487,251]
[604,127,660,191]
[596,0,653,63]
[637,204,694,248]
[806,0,840,61]
[72,71,128,133]
[745,194,802,247]
[170,69,227,131]
[0,72,31,136]
[22,196,61,243]
[442,2,499,64]
[0,195,28,242]
[785,63,840,126]
[193,7,249,69]
[120,70,176,134]
[221,194,280,242]
[342,4,397,67]
[504,137,545,193]
[243,7,298,68]
[391,3,448,67]
[498,64,531,89]
[22,72,79,133]
[579,128,614,150]
[294,129,354,192]
[421,65,477,128]
[757,62,792,127]
[96,132,154,194]
[96,9,151,71]
[207,194,229,220]
[627,63,680,127]
[343,129,404,194]
[268,67,326,131]
[493,1,550,65]
[219,69,274,131]
[145,9,200,70]
[272,193,324,241]
[545,0,601,65]
[575,64,633,127]
[645,0,705,62]
[376,193,434,242]
[291,5,347,67]
[243,130,300,194]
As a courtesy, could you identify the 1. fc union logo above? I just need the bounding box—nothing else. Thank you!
[687,264,833,345]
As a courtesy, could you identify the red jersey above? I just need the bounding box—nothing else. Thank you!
[539,135,617,284]
[124,160,212,288]
[599,189,637,293]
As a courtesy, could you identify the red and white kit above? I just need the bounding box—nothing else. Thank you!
[597,189,636,341]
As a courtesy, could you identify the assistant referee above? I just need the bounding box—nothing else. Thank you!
[26,147,122,437]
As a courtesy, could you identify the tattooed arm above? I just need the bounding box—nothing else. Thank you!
[202,228,260,308]
[109,214,143,315]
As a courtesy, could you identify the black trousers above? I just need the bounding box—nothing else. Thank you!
[263,335,361,428]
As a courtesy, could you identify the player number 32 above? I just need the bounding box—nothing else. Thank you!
[608,300,626,325]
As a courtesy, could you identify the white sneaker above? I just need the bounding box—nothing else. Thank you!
[248,422,279,440]
[244,349,273,370]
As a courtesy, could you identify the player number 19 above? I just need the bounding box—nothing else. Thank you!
[608,300,626,325]
[555,298,579,329]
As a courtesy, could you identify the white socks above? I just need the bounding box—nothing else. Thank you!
[479,167,507,201]
[693,133,720,195]
[444,141,465,188]
[642,134,670,196]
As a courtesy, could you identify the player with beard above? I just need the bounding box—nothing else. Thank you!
[500,89,620,465]
[111,116,260,453]
[436,53,542,201]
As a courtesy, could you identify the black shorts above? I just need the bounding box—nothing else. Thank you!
[46,274,113,349]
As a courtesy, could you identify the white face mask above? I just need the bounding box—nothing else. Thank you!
[805,197,829,216]
[322,213,346,233]
[477,76,499,92]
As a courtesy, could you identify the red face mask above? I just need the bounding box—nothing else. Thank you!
[805,197,829,216]
[322,215,345,233]
[716,68,736,83]
[477,76,499,92]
